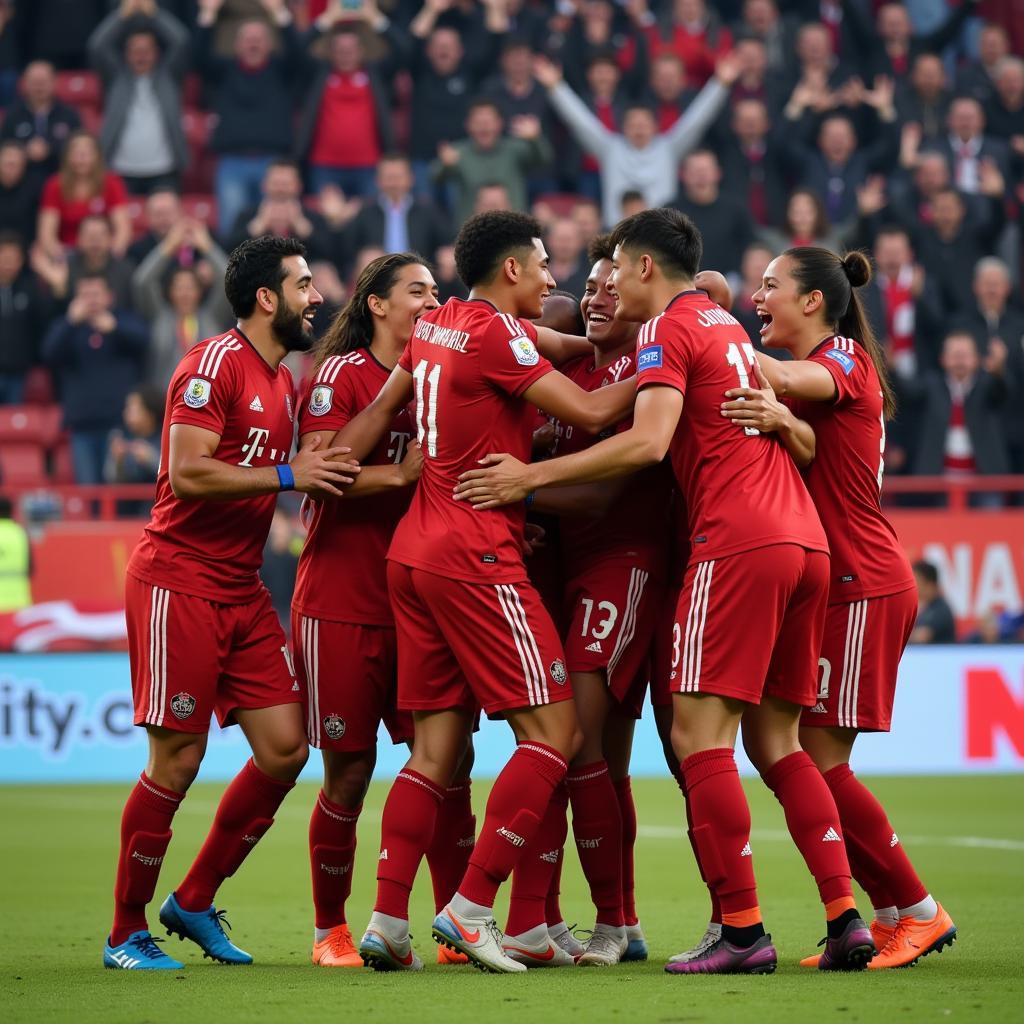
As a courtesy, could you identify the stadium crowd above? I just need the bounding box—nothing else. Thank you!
[0,0,1022,496]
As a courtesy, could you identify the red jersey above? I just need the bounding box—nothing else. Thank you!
[635,291,827,564]
[783,336,915,604]
[388,298,554,583]
[128,328,296,603]
[292,349,415,625]
[553,350,671,576]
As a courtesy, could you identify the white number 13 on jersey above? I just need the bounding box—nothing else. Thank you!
[412,359,441,457]
[725,341,760,436]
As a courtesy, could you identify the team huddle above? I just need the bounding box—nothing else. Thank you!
[102,207,957,976]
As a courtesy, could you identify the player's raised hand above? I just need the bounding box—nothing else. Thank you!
[291,434,361,498]
[453,453,533,509]
[720,359,787,433]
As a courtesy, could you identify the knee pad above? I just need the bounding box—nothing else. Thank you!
[117,830,172,904]
[689,824,727,891]
[217,816,274,878]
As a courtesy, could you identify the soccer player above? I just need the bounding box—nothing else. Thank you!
[454,208,875,975]
[722,246,956,969]
[104,236,359,970]
[291,253,475,967]
[326,211,637,973]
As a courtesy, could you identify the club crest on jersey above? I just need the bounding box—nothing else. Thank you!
[170,692,196,720]
[308,385,333,417]
[183,377,211,409]
[637,346,663,371]
[509,336,540,366]
[550,659,567,685]
[323,714,346,740]
[824,349,855,375]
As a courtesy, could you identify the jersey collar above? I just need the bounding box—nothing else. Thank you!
[233,326,280,377]
[664,289,705,312]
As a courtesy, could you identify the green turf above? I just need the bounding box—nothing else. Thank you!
[2,775,1022,1023]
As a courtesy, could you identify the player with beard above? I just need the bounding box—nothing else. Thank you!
[104,236,358,971]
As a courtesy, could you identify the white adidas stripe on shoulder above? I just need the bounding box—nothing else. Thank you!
[196,333,243,379]
[317,351,365,385]
[499,312,526,339]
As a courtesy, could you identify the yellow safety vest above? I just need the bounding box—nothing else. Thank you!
[0,518,31,613]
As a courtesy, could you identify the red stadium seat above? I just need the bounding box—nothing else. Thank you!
[51,440,76,484]
[182,73,205,113]
[55,71,102,111]
[0,444,48,486]
[181,193,218,228]
[182,111,218,193]
[22,367,55,405]
[0,405,63,448]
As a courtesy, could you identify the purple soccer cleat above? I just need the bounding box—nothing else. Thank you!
[817,917,876,971]
[664,934,777,975]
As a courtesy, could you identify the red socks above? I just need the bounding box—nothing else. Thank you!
[680,748,759,921]
[460,742,568,909]
[545,848,565,926]
[425,780,476,913]
[614,776,638,927]
[761,751,853,911]
[678,767,722,924]
[568,760,624,927]
[309,791,361,929]
[507,781,568,935]
[110,773,184,945]
[374,768,445,919]
[823,763,927,909]
[176,758,294,913]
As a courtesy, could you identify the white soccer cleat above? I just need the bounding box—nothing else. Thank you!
[503,928,575,968]
[576,923,628,967]
[548,921,585,958]
[667,922,723,963]
[432,904,526,974]
[358,913,424,972]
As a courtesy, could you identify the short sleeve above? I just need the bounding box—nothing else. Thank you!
[104,173,129,209]
[478,314,553,397]
[298,359,360,435]
[168,354,240,436]
[809,338,868,406]
[40,175,61,211]
[635,316,689,396]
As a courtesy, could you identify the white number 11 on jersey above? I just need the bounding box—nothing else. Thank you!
[412,359,441,457]
[725,341,760,436]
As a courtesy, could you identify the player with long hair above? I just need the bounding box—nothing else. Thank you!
[720,246,956,969]
[292,253,476,968]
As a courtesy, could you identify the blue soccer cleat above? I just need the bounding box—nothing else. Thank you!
[158,893,253,964]
[104,930,184,970]
[623,923,649,962]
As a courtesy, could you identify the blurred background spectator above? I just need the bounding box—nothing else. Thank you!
[0,61,81,176]
[910,559,957,644]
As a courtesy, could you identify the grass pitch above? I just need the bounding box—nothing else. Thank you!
[1,775,1021,1023]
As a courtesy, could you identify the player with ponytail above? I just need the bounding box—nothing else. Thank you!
[721,246,957,970]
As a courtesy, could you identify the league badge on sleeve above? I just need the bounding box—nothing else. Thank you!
[637,345,663,371]
[824,349,855,375]
[183,377,211,409]
[308,385,334,416]
[509,336,540,366]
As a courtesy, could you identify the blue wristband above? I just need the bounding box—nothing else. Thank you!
[525,491,535,508]
[276,463,295,491]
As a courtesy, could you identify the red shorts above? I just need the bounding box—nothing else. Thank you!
[649,579,683,709]
[669,544,829,706]
[802,587,917,732]
[126,574,299,734]
[291,613,413,751]
[563,563,662,707]
[387,562,573,716]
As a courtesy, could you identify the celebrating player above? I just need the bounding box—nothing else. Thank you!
[327,211,637,973]
[291,253,475,968]
[721,246,956,969]
[104,236,358,971]
[454,208,875,975]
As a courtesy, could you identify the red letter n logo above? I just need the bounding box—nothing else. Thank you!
[966,669,1024,760]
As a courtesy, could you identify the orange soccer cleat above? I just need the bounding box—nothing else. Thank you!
[867,904,956,969]
[437,944,470,965]
[799,918,897,968]
[311,924,364,967]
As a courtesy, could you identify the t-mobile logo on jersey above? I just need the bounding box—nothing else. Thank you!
[387,431,413,464]
[238,426,289,467]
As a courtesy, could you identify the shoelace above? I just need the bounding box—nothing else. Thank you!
[485,919,506,949]
[207,908,233,937]
[131,934,169,960]
[327,929,356,957]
